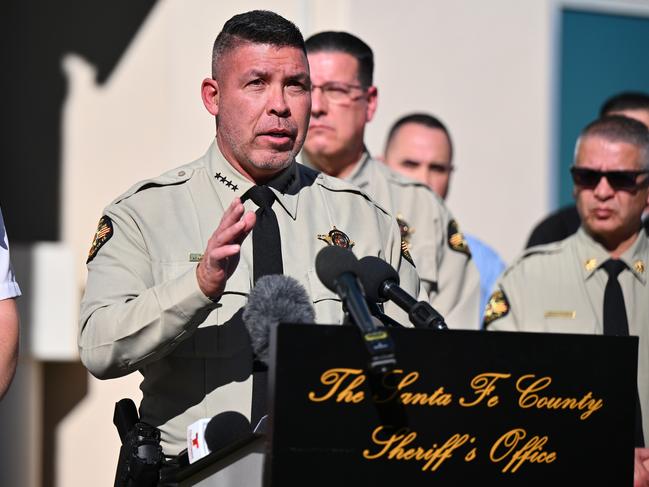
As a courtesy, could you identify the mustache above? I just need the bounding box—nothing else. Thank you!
[256,120,298,138]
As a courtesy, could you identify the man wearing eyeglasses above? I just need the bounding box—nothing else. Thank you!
[486,115,649,485]
[301,31,480,330]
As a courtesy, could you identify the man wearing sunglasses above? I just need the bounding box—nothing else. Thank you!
[301,31,480,330]
[486,115,649,484]
[527,91,649,248]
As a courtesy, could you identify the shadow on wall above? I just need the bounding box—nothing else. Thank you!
[42,362,89,487]
[0,0,158,242]
[0,2,158,486]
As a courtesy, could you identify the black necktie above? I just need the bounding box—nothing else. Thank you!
[602,259,645,446]
[242,185,283,428]
[243,185,283,282]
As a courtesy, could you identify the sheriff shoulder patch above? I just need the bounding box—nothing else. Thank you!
[448,219,471,257]
[87,216,113,264]
[483,289,510,327]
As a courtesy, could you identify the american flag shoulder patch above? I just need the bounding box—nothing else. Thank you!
[87,216,114,264]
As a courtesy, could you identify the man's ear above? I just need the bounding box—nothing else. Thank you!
[201,78,219,116]
[365,86,378,123]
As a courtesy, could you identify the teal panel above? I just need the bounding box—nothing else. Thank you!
[559,9,649,206]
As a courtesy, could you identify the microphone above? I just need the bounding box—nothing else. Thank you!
[315,246,396,373]
[242,274,315,365]
[242,274,315,428]
[357,255,448,330]
[205,411,253,453]
[186,411,252,464]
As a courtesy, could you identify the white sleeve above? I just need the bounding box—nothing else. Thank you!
[0,207,21,300]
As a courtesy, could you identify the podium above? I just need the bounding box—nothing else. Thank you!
[164,324,639,486]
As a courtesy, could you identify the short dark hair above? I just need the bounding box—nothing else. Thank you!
[305,31,374,87]
[600,91,649,117]
[578,115,649,169]
[212,10,305,78]
[385,113,454,162]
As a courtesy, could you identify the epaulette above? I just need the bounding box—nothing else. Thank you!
[109,164,197,206]
[520,239,566,258]
[500,239,567,279]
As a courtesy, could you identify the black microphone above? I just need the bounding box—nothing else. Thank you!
[204,411,253,453]
[315,246,396,373]
[358,255,448,330]
[242,274,315,428]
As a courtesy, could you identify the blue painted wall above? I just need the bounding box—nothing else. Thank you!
[559,9,649,206]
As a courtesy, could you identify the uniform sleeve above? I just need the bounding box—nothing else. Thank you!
[430,205,481,330]
[0,208,21,300]
[78,204,215,379]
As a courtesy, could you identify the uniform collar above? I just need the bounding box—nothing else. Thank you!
[206,140,300,219]
[206,140,253,200]
[263,163,300,219]
[576,226,648,284]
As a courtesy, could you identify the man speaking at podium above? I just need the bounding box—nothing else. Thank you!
[486,116,649,484]
[78,10,419,454]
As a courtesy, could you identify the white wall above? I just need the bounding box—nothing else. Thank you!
[347,0,554,260]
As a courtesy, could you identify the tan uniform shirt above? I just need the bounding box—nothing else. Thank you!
[486,227,649,442]
[328,152,481,329]
[79,142,420,453]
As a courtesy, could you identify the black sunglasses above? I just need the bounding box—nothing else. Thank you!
[570,166,649,190]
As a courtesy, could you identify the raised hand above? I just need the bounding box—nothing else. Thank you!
[196,197,256,299]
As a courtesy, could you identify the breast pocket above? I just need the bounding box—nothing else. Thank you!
[307,268,343,325]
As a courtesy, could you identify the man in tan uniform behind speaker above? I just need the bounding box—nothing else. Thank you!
[485,116,649,484]
[300,31,480,330]
[78,11,420,454]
